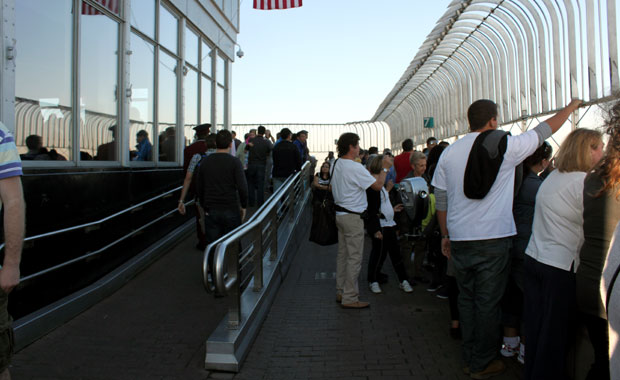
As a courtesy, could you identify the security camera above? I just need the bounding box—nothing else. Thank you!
[236,49,244,58]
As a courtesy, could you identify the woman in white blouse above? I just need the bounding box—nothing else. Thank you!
[523,128,604,380]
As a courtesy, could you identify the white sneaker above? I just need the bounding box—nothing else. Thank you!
[399,280,413,293]
[500,342,519,357]
[369,282,382,294]
[517,344,525,364]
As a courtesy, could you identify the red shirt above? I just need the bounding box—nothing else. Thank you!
[394,151,413,183]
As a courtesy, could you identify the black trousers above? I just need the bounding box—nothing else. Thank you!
[523,256,576,380]
[367,226,408,283]
[580,313,610,380]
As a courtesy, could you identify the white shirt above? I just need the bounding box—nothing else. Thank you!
[331,158,376,215]
[379,187,397,228]
[525,170,586,272]
[432,126,543,241]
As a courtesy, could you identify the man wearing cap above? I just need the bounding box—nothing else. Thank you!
[95,125,117,161]
[181,123,210,250]
[294,130,309,163]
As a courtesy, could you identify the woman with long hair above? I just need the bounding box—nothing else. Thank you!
[365,154,412,294]
[577,100,620,380]
[523,128,604,380]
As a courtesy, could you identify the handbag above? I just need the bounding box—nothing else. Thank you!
[309,160,338,246]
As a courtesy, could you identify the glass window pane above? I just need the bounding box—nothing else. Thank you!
[216,55,226,85]
[130,32,155,161]
[159,5,178,55]
[184,68,198,134]
[158,52,178,162]
[81,14,119,161]
[185,27,198,67]
[130,0,155,39]
[216,85,225,128]
[16,0,73,161]
[201,41,212,77]
[83,0,120,16]
[201,76,212,126]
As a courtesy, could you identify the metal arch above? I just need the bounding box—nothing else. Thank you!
[442,36,491,99]
[426,58,465,130]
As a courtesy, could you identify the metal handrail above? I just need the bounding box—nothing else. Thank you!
[203,162,312,328]
[10,186,184,282]
[201,166,303,292]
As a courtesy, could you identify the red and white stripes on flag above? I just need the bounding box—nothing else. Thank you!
[81,0,119,15]
[253,0,302,10]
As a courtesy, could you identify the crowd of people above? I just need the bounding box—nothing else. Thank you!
[319,97,620,379]
[177,123,310,251]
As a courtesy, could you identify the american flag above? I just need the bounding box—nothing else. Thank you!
[253,0,302,10]
[82,0,119,15]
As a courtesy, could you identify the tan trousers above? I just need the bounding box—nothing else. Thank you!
[335,213,365,304]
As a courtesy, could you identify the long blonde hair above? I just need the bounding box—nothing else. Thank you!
[555,128,602,173]
[593,98,620,198]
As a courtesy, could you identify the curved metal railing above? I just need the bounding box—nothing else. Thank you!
[202,161,312,328]
[5,186,184,282]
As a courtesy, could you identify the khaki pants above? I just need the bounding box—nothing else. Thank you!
[335,213,365,304]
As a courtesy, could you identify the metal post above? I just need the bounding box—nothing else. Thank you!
[227,242,241,329]
[269,208,278,261]
[253,227,263,292]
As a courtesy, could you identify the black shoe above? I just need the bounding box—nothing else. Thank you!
[377,273,389,284]
[450,326,462,339]
[426,282,443,292]
[436,286,449,299]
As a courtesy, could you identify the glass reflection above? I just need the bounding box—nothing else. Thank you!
[216,86,225,128]
[158,52,178,162]
[15,0,72,160]
[130,32,155,161]
[201,41,212,76]
[185,68,198,131]
[216,55,226,85]
[201,76,212,125]
[159,5,178,55]
[185,27,198,67]
[81,13,119,161]
[130,0,155,39]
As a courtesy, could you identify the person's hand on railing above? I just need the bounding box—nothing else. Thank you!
[178,200,186,215]
[0,264,20,294]
[240,207,246,222]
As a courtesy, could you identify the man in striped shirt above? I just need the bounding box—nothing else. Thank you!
[0,122,25,379]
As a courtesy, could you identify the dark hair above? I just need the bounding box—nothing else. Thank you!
[25,135,41,150]
[425,144,447,181]
[257,125,266,135]
[523,141,552,171]
[337,133,360,157]
[205,133,217,150]
[402,138,414,151]
[468,99,498,131]
[280,128,292,140]
[368,147,378,155]
[137,129,148,137]
[426,137,437,145]
[215,129,232,149]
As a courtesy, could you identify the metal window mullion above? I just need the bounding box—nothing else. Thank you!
[73,0,81,165]
[211,49,217,132]
[608,0,619,92]
[585,0,598,99]
[121,0,130,166]
[178,17,186,163]
[225,59,231,129]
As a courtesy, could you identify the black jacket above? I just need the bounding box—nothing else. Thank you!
[272,140,302,178]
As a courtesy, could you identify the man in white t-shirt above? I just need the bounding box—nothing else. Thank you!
[431,98,581,378]
[331,132,393,309]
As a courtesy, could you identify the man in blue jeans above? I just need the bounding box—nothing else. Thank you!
[432,99,581,379]
[196,129,248,244]
[246,125,272,207]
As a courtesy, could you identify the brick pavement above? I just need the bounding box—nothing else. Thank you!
[8,220,523,380]
[10,234,228,380]
[229,235,522,380]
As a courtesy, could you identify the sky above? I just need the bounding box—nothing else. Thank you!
[231,0,453,125]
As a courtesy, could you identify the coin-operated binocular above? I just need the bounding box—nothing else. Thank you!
[397,177,430,239]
